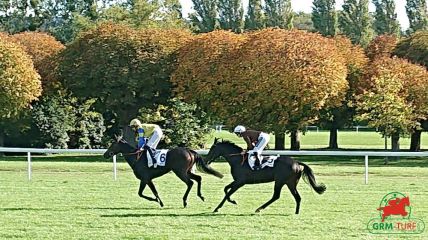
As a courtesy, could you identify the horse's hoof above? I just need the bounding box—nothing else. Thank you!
[183,202,187,208]
[230,200,237,205]
[255,208,261,213]
[159,202,164,207]
[200,196,205,202]
[213,209,218,213]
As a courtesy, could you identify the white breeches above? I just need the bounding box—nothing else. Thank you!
[146,127,163,149]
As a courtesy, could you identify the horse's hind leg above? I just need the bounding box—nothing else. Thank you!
[255,181,285,213]
[287,183,301,214]
[188,172,204,201]
[175,171,194,208]
[147,181,164,207]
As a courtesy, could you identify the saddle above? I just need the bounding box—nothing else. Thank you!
[245,153,278,170]
[145,148,168,168]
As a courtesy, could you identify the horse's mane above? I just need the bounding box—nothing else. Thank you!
[217,140,243,152]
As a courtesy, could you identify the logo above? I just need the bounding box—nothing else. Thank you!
[367,192,425,234]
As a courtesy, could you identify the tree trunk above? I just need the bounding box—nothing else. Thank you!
[391,133,400,151]
[410,129,421,151]
[329,127,338,149]
[274,132,285,150]
[290,130,300,150]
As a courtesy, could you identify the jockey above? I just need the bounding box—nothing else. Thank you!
[129,118,163,167]
[233,125,270,170]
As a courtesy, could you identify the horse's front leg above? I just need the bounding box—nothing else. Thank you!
[147,181,164,207]
[224,182,237,205]
[138,181,159,204]
[214,181,244,213]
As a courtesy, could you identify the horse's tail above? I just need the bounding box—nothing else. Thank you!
[190,150,223,179]
[299,162,326,194]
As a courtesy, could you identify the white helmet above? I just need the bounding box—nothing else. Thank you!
[233,125,246,133]
[129,119,142,128]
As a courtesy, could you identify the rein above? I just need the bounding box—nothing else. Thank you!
[228,152,247,166]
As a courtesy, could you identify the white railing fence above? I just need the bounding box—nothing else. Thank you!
[1,147,427,184]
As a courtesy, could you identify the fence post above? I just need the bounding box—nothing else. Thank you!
[113,155,117,180]
[27,152,31,181]
[365,155,368,184]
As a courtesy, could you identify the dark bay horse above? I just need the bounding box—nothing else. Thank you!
[205,138,326,214]
[103,136,223,207]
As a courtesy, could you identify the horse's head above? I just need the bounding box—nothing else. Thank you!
[103,135,136,159]
[205,138,243,164]
[402,196,410,206]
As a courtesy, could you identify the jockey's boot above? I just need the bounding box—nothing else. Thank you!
[253,154,261,171]
[145,146,157,167]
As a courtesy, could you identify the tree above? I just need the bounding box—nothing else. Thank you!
[31,94,75,148]
[218,0,244,33]
[373,0,400,36]
[59,23,191,127]
[244,0,264,30]
[294,12,314,31]
[312,0,338,36]
[339,0,373,46]
[393,31,428,150]
[319,36,368,149]
[172,29,348,150]
[0,36,42,147]
[137,98,212,149]
[394,31,428,67]
[357,57,428,151]
[189,0,218,33]
[264,0,294,29]
[11,32,65,92]
[406,0,428,33]
[366,34,398,60]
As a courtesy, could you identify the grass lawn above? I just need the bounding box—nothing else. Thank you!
[205,130,428,150]
[1,156,427,239]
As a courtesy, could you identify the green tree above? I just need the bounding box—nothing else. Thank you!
[189,0,218,33]
[138,98,212,149]
[312,0,338,36]
[406,0,428,33]
[294,12,314,31]
[59,23,191,127]
[218,0,244,33]
[244,0,264,30]
[339,0,373,46]
[264,0,294,29]
[373,0,401,36]
[31,94,75,149]
[68,99,106,149]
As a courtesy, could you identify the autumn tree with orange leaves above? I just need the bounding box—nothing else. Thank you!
[172,29,348,150]
[60,23,191,126]
[0,35,42,147]
[318,36,368,149]
[356,56,428,151]
[12,32,65,92]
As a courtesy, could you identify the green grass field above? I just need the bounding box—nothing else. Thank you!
[1,155,428,239]
[206,130,428,150]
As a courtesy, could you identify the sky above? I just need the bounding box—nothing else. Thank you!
[178,0,411,30]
